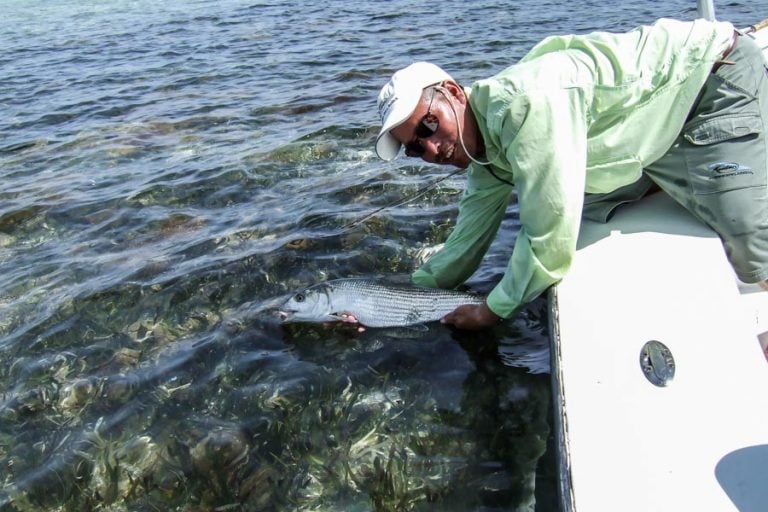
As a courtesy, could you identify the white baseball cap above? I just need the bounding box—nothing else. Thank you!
[375,62,452,161]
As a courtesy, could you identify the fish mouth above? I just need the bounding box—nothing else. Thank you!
[277,310,295,322]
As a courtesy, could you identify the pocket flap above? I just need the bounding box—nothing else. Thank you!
[684,113,762,145]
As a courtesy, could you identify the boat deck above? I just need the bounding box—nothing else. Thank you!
[550,191,768,512]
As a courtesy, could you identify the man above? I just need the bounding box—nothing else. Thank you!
[373,18,768,330]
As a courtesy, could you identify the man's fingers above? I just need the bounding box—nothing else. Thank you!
[442,305,469,325]
[339,313,359,323]
[322,312,363,331]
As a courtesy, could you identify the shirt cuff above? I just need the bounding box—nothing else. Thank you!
[486,284,521,319]
[412,269,439,288]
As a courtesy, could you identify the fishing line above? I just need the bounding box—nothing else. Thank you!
[341,166,467,229]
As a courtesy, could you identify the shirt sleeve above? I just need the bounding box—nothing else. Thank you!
[486,86,588,318]
[411,163,514,290]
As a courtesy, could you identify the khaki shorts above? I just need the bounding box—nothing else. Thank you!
[585,33,768,283]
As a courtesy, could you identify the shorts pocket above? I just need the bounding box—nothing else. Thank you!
[682,113,765,195]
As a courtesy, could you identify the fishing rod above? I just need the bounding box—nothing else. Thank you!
[697,0,715,21]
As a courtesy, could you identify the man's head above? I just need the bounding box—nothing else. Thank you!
[375,62,481,168]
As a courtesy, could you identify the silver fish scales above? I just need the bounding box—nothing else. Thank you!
[279,278,485,328]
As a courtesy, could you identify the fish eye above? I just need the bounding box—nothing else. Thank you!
[294,293,305,303]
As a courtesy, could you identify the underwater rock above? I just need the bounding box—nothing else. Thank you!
[190,428,249,474]
[88,428,162,505]
[112,347,142,367]
[102,374,140,404]
[58,378,100,413]
[0,233,15,247]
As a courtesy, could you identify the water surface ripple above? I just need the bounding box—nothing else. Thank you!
[0,1,756,510]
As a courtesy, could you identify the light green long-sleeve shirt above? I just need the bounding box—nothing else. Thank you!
[412,18,735,318]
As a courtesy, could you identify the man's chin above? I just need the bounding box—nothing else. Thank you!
[452,145,475,169]
[453,155,471,169]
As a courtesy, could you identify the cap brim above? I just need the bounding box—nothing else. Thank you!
[375,131,401,161]
[374,87,422,161]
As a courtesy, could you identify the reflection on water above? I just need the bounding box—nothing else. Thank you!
[0,0,755,510]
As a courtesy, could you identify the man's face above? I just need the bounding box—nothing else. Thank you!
[390,82,476,169]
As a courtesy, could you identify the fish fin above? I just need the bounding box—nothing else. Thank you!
[405,323,429,332]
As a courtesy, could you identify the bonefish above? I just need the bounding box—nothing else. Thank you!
[279,278,484,328]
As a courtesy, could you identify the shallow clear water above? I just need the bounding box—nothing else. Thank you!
[0,1,758,510]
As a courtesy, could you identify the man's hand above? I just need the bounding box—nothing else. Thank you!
[323,313,366,332]
[441,302,500,330]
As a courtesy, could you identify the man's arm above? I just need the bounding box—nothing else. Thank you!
[412,163,514,290]
[485,86,589,319]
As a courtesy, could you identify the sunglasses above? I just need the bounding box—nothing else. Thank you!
[404,88,439,157]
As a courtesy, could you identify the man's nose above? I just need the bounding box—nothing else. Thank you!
[419,137,439,162]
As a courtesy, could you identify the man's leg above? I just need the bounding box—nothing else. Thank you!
[582,174,657,223]
[644,32,768,284]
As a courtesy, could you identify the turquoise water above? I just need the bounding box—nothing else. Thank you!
[0,1,758,510]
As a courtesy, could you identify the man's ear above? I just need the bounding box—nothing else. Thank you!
[439,80,467,105]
